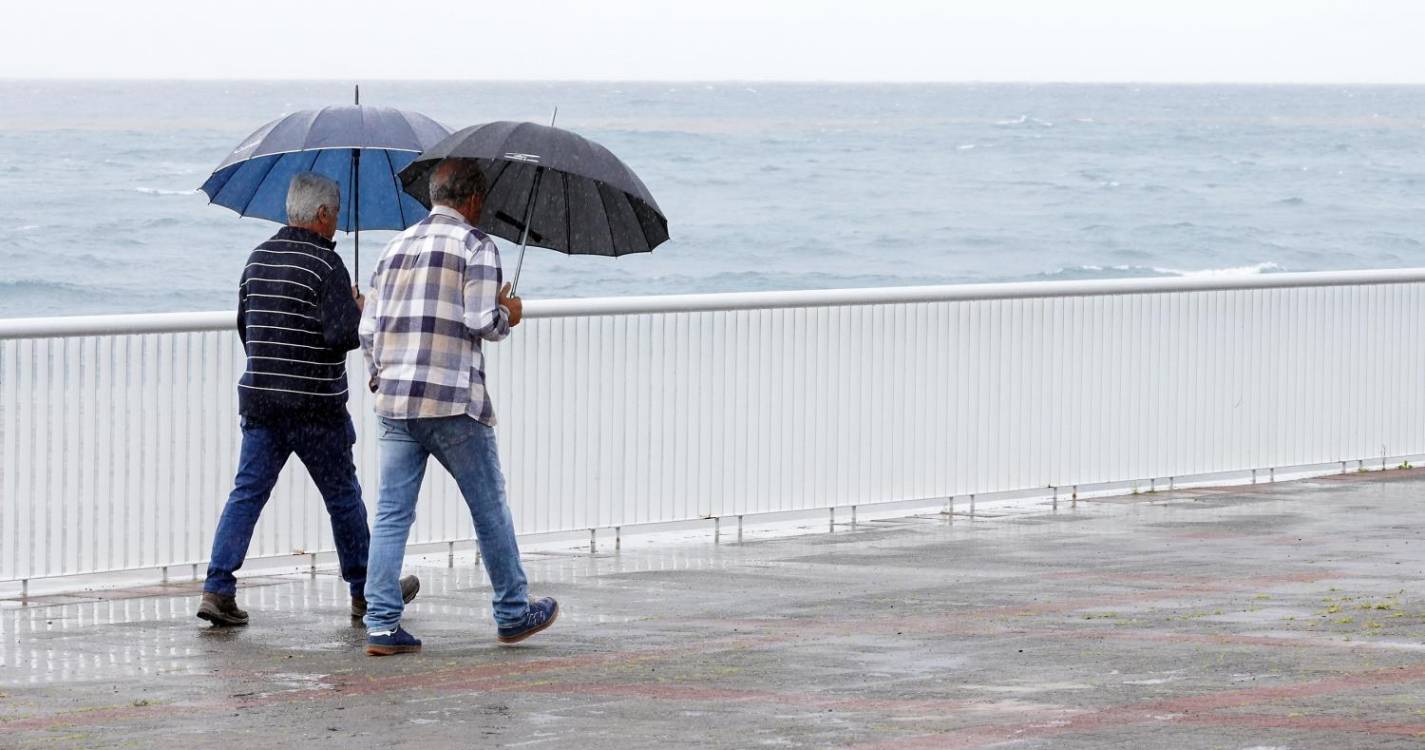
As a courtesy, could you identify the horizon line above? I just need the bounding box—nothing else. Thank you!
[6,77,1425,87]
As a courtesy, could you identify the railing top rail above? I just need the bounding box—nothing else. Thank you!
[4,267,1425,339]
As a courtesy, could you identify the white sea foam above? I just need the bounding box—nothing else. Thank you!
[1153,262,1284,277]
[10,224,39,232]
[1042,262,1284,280]
[997,115,1055,127]
[134,187,194,196]
[957,144,976,151]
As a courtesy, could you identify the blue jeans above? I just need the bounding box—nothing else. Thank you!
[364,415,529,633]
[204,415,369,598]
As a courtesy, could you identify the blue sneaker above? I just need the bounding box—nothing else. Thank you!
[366,626,422,656]
[497,597,559,644]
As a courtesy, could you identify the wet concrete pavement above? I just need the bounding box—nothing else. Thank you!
[6,470,1425,748]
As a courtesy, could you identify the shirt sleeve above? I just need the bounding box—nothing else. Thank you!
[319,262,362,352]
[462,234,511,342]
[358,268,379,384]
[236,273,249,350]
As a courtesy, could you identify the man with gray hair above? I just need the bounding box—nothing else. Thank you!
[197,171,418,627]
[359,158,556,655]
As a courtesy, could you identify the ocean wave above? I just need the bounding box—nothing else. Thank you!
[0,279,113,298]
[134,186,195,196]
[1155,262,1285,277]
[995,115,1054,128]
[1038,262,1285,280]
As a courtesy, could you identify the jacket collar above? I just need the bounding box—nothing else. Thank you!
[274,225,337,250]
[429,204,469,224]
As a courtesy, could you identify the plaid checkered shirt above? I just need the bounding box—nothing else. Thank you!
[359,205,511,425]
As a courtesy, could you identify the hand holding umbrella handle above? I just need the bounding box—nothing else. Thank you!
[498,283,523,328]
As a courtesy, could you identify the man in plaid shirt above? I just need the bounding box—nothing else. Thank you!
[358,158,558,655]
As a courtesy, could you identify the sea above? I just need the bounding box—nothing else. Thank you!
[3,80,1425,319]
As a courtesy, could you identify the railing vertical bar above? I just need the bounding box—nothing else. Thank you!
[78,337,95,574]
[678,311,694,520]
[1,340,16,579]
[698,311,713,519]
[35,338,50,577]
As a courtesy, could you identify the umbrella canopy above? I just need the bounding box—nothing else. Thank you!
[398,121,669,260]
[201,105,450,231]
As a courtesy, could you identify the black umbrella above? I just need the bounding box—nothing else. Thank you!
[398,120,669,292]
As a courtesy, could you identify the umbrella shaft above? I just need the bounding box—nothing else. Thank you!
[352,148,362,288]
[510,166,544,295]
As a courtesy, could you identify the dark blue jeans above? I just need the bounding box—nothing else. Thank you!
[204,415,369,598]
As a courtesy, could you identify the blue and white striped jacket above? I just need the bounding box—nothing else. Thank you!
[236,226,361,424]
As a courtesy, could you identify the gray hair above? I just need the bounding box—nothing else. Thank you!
[429,158,488,208]
[286,172,340,226]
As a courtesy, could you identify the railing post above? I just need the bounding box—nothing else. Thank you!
[737,516,743,542]
[714,517,721,544]
[615,527,621,550]
[1071,485,1078,508]
[1052,486,1058,511]
[589,529,597,554]
[447,541,454,568]
[969,494,976,518]
[829,507,835,532]
[851,505,857,527]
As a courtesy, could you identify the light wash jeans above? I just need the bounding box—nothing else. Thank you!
[363,414,529,633]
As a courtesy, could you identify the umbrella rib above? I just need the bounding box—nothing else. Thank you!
[632,197,654,257]
[237,153,287,218]
[383,148,408,228]
[598,183,618,256]
[484,159,512,199]
[395,111,423,152]
[562,171,572,255]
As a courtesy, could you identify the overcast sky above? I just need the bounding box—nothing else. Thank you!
[5,0,1424,83]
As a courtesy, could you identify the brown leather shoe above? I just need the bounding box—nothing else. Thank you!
[351,575,421,618]
[196,592,249,627]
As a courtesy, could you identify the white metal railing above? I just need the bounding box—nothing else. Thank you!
[4,268,1425,585]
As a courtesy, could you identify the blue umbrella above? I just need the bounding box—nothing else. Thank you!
[199,87,450,279]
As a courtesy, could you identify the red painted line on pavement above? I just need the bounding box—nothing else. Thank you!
[1180,711,1425,737]
[3,632,788,733]
[847,663,1425,750]
[504,681,1086,718]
